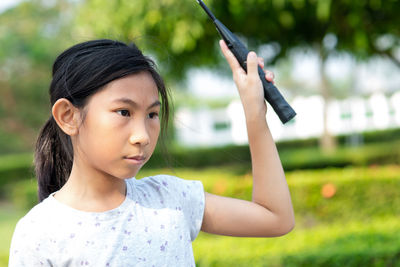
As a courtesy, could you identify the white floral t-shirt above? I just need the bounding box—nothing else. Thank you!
[9,175,205,267]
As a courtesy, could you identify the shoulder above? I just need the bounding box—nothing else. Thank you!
[132,174,203,195]
[10,197,56,252]
[14,197,54,231]
[126,174,204,205]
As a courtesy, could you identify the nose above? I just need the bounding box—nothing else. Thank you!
[129,120,150,146]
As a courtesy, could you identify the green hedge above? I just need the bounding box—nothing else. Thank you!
[276,128,400,149]
[3,141,399,190]
[2,166,400,266]
[145,128,400,169]
[0,153,34,198]
[141,166,400,225]
[6,179,38,211]
[8,165,400,224]
[144,140,400,170]
[1,128,400,196]
[186,166,400,267]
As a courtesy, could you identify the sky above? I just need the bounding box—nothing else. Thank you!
[0,0,20,13]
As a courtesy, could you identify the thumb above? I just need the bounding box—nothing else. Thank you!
[247,51,259,79]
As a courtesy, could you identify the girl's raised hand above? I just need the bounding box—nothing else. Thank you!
[219,40,274,118]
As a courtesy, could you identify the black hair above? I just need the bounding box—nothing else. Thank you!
[34,39,170,202]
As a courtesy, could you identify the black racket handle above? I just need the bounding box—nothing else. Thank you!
[218,19,296,124]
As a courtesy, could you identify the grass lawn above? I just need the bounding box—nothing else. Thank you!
[193,216,400,266]
[1,165,399,266]
[0,203,25,266]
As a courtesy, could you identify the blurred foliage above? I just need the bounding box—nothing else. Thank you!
[1,2,399,264]
[1,128,400,199]
[1,0,399,154]
[1,164,399,265]
[193,218,400,266]
[0,153,34,198]
[146,129,400,169]
[75,0,400,80]
[3,146,400,222]
[74,0,400,152]
[6,179,38,211]
[144,165,400,266]
[137,165,400,226]
[0,0,75,153]
[0,204,25,267]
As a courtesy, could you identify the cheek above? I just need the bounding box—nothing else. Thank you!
[149,120,161,142]
[78,113,125,156]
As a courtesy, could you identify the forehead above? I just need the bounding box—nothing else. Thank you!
[89,72,159,106]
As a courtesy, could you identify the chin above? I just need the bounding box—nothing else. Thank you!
[119,169,141,179]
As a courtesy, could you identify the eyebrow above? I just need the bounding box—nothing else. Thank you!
[112,98,161,109]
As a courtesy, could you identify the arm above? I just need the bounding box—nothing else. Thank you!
[200,40,295,237]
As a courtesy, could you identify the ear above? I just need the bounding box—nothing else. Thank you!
[52,98,81,136]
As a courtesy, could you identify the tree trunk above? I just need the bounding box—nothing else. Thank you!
[318,48,337,154]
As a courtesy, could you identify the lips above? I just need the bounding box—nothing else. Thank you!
[124,155,146,165]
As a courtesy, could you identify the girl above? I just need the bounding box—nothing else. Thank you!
[9,39,294,266]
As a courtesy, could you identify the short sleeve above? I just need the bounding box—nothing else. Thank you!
[8,201,55,267]
[181,179,205,241]
[156,175,205,241]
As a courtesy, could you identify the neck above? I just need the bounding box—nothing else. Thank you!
[54,157,127,212]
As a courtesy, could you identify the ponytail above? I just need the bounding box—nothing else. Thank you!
[34,117,73,201]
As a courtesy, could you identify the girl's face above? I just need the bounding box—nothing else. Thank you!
[73,72,161,179]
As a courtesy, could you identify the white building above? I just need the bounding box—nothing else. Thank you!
[174,92,400,147]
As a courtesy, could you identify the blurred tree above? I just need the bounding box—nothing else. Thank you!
[75,0,399,152]
[0,0,74,154]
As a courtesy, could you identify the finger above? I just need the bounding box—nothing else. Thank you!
[219,40,243,74]
[265,70,275,83]
[258,57,264,69]
[246,51,259,79]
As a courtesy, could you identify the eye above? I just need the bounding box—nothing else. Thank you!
[116,110,130,117]
[148,112,159,119]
